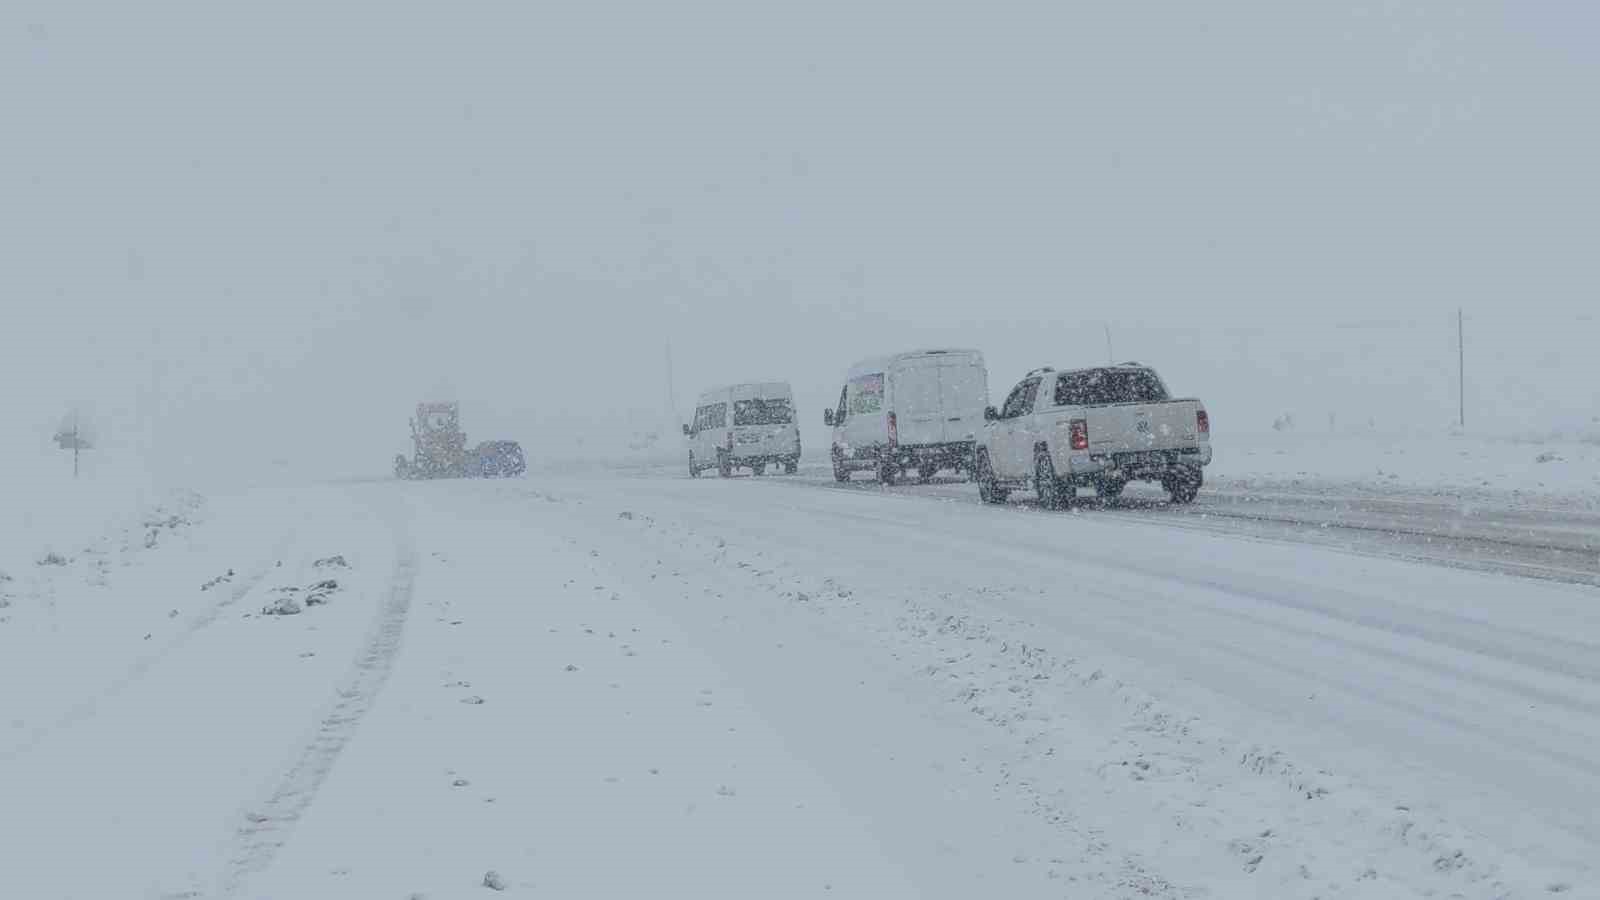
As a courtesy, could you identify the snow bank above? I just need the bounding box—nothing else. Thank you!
[1216,430,1600,497]
[0,442,163,580]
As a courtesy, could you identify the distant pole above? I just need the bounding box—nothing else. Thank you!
[665,341,676,420]
[72,412,80,479]
[1103,324,1115,364]
[1457,308,1465,429]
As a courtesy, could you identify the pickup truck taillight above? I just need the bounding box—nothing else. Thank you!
[887,412,898,448]
[1069,419,1089,451]
[1196,410,1210,435]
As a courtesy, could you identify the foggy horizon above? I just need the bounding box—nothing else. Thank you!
[6,2,1597,479]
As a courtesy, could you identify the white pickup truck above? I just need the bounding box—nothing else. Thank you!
[973,363,1211,508]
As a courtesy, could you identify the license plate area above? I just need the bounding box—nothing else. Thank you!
[1115,450,1173,470]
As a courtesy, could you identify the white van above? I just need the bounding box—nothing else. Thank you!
[822,349,989,484]
[683,382,802,478]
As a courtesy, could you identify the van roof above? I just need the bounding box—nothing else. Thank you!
[696,381,794,403]
[845,348,984,380]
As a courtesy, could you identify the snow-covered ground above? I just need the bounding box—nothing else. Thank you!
[1214,429,1600,500]
[3,445,1598,898]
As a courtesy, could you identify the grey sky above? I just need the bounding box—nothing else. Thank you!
[5,2,1596,475]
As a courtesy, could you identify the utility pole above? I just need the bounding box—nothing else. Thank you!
[70,411,80,479]
[665,341,677,423]
[1457,308,1465,429]
[1103,324,1115,364]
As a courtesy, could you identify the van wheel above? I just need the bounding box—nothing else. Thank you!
[718,452,733,478]
[784,458,798,475]
[831,447,850,483]
[688,453,700,478]
[975,449,1008,504]
[752,462,766,476]
[1163,466,1203,504]
[918,464,939,481]
[1035,451,1070,510]
[877,455,898,486]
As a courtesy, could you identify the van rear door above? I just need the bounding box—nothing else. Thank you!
[936,358,988,445]
[891,358,947,447]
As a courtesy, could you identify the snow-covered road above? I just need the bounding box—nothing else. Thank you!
[2,467,1596,898]
[764,461,1600,588]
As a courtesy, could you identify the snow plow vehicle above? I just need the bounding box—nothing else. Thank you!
[395,402,526,480]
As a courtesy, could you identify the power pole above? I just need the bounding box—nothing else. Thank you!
[1457,308,1465,429]
[1103,324,1115,364]
[665,341,677,422]
[71,412,80,479]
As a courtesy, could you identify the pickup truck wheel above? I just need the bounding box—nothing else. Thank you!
[752,462,766,476]
[918,463,939,481]
[975,450,1008,504]
[1035,452,1070,510]
[831,448,850,482]
[877,455,898,486]
[1164,466,1202,504]
[717,451,733,478]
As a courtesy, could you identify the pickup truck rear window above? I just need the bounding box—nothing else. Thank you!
[1055,369,1169,406]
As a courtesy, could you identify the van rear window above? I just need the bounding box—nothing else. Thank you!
[1054,369,1169,406]
[733,398,793,426]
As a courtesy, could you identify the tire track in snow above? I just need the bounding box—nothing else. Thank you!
[0,531,297,763]
[215,535,417,898]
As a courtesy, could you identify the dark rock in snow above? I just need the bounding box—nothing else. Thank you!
[482,870,507,891]
[262,595,302,616]
[37,552,69,567]
[460,696,485,705]
[314,555,350,569]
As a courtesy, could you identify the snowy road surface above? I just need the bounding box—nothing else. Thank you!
[760,461,1600,588]
[2,467,1597,898]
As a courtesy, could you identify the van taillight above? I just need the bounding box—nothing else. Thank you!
[887,412,898,447]
[1197,410,1210,435]
[1069,419,1089,451]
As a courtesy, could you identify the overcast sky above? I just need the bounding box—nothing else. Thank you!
[4,1,1597,477]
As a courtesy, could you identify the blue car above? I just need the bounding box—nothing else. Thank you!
[471,441,527,478]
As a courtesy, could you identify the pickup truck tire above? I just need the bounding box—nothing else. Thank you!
[1163,466,1202,504]
[918,463,939,481]
[831,448,850,482]
[752,462,766,476]
[1035,452,1070,510]
[877,455,898,486]
[975,450,1008,504]
[784,458,799,475]
[718,451,733,479]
